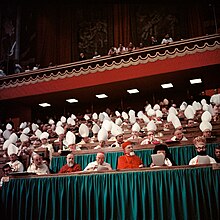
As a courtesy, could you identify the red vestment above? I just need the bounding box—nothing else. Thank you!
[58,163,82,173]
[117,155,143,169]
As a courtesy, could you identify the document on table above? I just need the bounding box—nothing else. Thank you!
[151,154,165,166]
[197,155,210,164]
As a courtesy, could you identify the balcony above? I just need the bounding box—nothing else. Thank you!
[0,34,220,120]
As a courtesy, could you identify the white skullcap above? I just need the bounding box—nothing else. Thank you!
[169,106,177,115]
[145,104,152,112]
[147,108,156,117]
[146,120,157,131]
[172,117,182,129]
[79,124,89,138]
[7,143,18,156]
[6,123,12,130]
[67,117,75,126]
[35,129,42,139]
[199,121,212,132]
[84,114,90,121]
[153,104,160,111]
[55,126,65,135]
[201,111,212,122]
[210,94,220,105]
[3,130,11,140]
[102,120,112,132]
[92,123,100,134]
[156,110,163,118]
[142,115,150,124]
[20,133,29,142]
[137,111,144,119]
[9,133,18,144]
[184,106,195,119]
[111,123,123,137]
[71,114,77,120]
[201,99,207,106]
[48,119,55,125]
[22,127,30,134]
[99,113,105,122]
[132,122,140,132]
[3,139,11,150]
[98,128,108,142]
[122,112,128,120]
[128,110,135,117]
[31,123,38,132]
[66,131,76,145]
[40,132,49,140]
[115,111,121,117]
[60,116,66,123]
[115,118,123,126]
[129,115,136,124]
[92,113,98,120]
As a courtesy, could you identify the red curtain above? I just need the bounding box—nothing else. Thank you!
[113,4,131,48]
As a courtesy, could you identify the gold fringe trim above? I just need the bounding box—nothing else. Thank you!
[1,41,220,89]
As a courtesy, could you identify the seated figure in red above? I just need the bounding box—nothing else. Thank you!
[59,153,82,173]
[117,141,143,169]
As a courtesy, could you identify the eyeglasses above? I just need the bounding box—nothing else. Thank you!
[196,146,206,150]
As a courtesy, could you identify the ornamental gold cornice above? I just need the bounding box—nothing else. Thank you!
[0,39,220,90]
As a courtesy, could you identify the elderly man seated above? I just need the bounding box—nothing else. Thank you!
[84,152,112,171]
[58,153,82,173]
[117,141,143,169]
[189,136,216,165]
[27,154,50,174]
[6,143,24,172]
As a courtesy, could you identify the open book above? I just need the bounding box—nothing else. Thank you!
[151,154,165,166]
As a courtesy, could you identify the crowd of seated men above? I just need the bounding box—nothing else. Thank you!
[0,92,220,184]
[0,33,173,77]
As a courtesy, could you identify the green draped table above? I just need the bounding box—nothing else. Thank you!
[51,143,218,172]
[1,166,219,220]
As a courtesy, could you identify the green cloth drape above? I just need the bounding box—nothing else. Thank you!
[1,167,219,220]
[51,143,218,172]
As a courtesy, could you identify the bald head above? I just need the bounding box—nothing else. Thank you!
[96,153,105,165]
[66,153,74,167]
[33,154,43,166]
